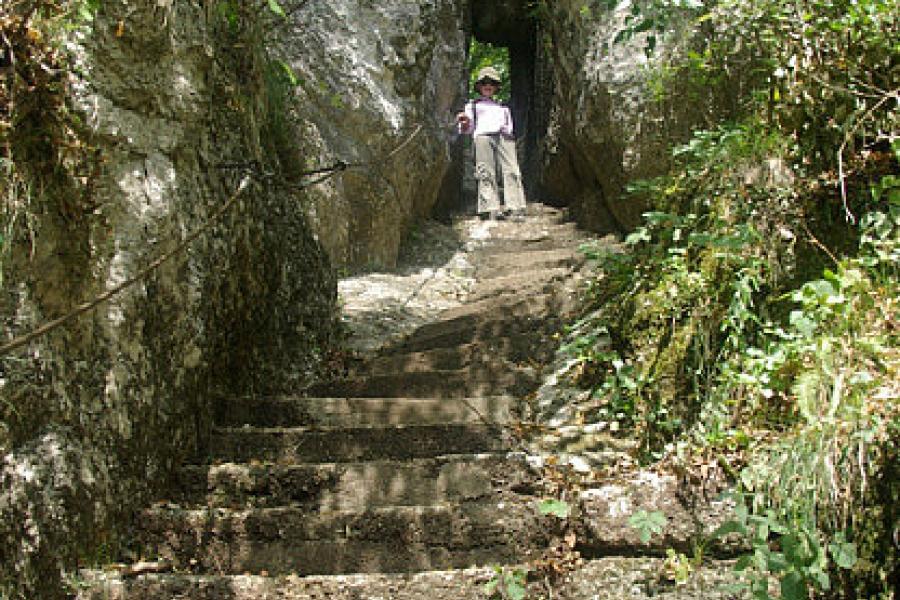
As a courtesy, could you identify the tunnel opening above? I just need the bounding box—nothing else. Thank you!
[434,0,550,218]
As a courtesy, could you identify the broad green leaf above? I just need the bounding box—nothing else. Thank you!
[628,510,667,544]
[780,571,807,600]
[267,0,286,17]
[766,551,788,573]
[829,539,858,569]
[484,578,499,595]
[812,566,831,590]
[506,579,527,600]
[538,498,570,519]
[278,60,298,86]
[712,520,747,539]
[626,228,651,245]
[789,311,817,338]
[782,532,804,565]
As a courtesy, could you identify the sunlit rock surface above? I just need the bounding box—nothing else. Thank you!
[281,0,467,268]
[538,0,738,232]
[0,3,337,597]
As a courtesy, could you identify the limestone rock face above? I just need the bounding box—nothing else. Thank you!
[1,1,750,596]
[0,3,337,598]
[282,0,467,268]
[537,0,734,232]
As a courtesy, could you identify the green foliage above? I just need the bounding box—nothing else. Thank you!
[718,217,897,596]
[860,159,900,279]
[610,0,705,56]
[216,0,285,32]
[485,566,528,600]
[75,0,100,22]
[663,548,695,585]
[570,122,794,455]
[266,0,286,18]
[538,498,571,519]
[567,1,898,587]
[628,509,667,544]
[640,0,898,173]
[713,495,859,600]
[570,146,896,600]
[0,1,101,286]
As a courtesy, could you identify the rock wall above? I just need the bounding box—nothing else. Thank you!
[281,0,468,268]
[0,0,753,595]
[0,3,337,598]
[536,0,738,232]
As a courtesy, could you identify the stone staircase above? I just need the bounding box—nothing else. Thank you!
[77,205,590,598]
[77,205,742,599]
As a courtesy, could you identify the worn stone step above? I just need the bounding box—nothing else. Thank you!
[208,422,511,463]
[464,266,575,303]
[379,321,560,360]
[214,395,514,428]
[347,290,575,363]
[471,228,585,254]
[411,297,563,340]
[176,453,535,510]
[376,313,565,358]
[436,286,576,323]
[305,368,539,399]
[132,501,548,576]
[352,343,482,375]
[77,557,744,600]
[76,567,494,600]
[352,342,553,377]
[474,247,584,279]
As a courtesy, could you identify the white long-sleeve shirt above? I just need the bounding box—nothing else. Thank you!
[459,98,514,137]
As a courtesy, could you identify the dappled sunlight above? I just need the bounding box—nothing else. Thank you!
[78,201,587,590]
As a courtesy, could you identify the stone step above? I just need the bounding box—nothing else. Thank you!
[351,343,483,374]
[214,395,514,428]
[474,247,584,279]
[435,287,576,323]
[131,500,548,576]
[305,368,539,399]
[77,557,743,600]
[76,567,494,600]
[176,453,535,510]
[375,312,565,358]
[208,422,511,463]
[351,342,554,377]
[463,266,575,303]
[470,228,585,254]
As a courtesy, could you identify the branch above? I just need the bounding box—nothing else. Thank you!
[836,86,899,224]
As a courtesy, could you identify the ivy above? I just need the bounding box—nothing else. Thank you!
[628,509,668,544]
[484,566,528,600]
[537,498,571,519]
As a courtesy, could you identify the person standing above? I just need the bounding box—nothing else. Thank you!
[456,66,527,221]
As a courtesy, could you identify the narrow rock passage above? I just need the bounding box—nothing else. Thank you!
[79,205,742,599]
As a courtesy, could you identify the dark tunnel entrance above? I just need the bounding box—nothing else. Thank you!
[435,0,550,216]
[471,0,544,206]
[471,4,536,157]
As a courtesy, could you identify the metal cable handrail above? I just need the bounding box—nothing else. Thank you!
[0,124,424,357]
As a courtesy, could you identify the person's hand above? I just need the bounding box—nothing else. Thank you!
[456,112,470,125]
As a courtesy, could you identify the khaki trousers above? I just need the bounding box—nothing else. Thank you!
[474,134,526,215]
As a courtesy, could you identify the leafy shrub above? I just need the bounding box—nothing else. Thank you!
[565,1,898,595]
